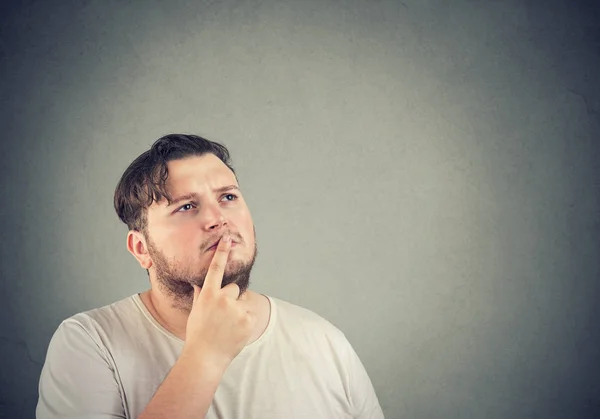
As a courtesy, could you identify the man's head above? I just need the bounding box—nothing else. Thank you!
[114,134,257,309]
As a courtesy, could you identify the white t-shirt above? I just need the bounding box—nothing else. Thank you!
[37,294,384,419]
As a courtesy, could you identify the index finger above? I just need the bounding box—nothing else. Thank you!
[202,234,232,292]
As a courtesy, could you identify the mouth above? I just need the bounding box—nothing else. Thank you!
[206,237,238,252]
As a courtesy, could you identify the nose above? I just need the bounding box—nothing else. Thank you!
[201,202,227,231]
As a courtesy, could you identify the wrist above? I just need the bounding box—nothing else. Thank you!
[179,344,231,377]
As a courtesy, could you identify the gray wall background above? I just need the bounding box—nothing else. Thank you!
[1,0,599,418]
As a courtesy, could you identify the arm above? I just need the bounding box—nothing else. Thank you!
[346,340,385,419]
[136,349,225,419]
[36,319,126,418]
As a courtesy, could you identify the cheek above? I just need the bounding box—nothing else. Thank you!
[242,219,256,246]
[163,228,201,254]
[236,209,253,232]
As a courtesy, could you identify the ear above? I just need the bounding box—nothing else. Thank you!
[127,230,153,270]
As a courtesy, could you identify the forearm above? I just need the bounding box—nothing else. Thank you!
[138,349,226,419]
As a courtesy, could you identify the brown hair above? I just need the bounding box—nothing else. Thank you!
[114,133,236,231]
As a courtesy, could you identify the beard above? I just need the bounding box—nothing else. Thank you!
[145,231,257,311]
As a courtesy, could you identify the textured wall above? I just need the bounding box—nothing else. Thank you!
[1,0,599,418]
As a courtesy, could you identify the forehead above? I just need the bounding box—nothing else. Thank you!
[162,154,237,197]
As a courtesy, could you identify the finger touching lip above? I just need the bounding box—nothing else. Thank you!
[207,240,237,252]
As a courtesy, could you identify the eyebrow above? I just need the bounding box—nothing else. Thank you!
[167,185,240,207]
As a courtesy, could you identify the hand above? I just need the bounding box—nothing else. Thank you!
[182,233,256,370]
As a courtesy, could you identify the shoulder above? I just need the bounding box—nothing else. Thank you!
[268,296,350,346]
[38,297,139,417]
[50,294,142,351]
[75,294,141,325]
[270,297,336,326]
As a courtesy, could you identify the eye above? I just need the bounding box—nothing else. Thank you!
[177,203,196,212]
[221,193,238,202]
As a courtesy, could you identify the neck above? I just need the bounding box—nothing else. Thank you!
[141,287,190,340]
[139,285,271,343]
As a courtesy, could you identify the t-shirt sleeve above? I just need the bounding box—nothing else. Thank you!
[345,339,385,419]
[36,317,126,419]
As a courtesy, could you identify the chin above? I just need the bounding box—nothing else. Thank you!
[224,257,251,272]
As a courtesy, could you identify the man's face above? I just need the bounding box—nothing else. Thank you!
[143,153,257,307]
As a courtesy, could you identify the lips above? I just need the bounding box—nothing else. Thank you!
[207,241,220,252]
[206,236,237,252]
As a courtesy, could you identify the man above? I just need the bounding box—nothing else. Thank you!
[37,133,384,418]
